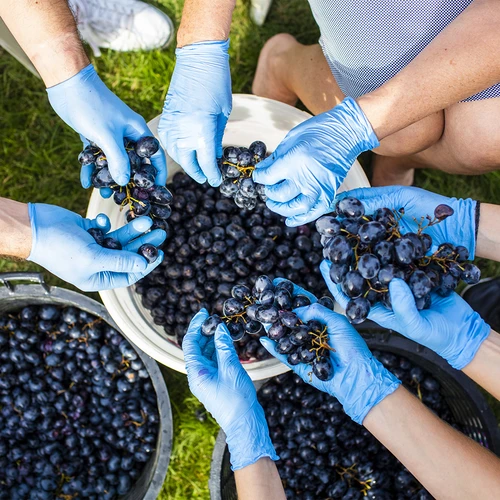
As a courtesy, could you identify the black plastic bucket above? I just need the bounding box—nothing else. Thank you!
[0,273,173,500]
[209,321,500,499]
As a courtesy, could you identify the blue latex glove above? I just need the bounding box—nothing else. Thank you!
[260,301,400,424]
[321,261,491,370]
[252,97,379,227]
[47,64,167,190]
[158,40,232,187]
[183,309,278,470]
[28,204,165,292]
[339,186,478,258]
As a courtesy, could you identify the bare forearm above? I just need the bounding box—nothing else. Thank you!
[0,0,89,86]
[364,386,500,500]
[177,0,235,47]
[358,0,500,139]
[462,330,500,399]
[475,203,500,261]
[0,198,32,259]
[234,458,285,500]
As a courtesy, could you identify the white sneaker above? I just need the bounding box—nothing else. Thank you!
[69,0,174,57]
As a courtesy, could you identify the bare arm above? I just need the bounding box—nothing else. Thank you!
[364,386,500,500]
[177,0,236,47]
[358,0,500,139]
[0,198,31,259]
[0,0,89,86]
[475,203,500,261]
[234,457,286,500]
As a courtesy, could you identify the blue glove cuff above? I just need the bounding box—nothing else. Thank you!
[449,197,478,259]
[175,39,230,58]
[446,313,491,370]
[46,64,96,91]
[26,203,38,262]
[342,357,401,425]
[225,400,279,471]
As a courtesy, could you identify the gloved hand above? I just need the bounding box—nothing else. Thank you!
[158,40,232,187]
[183,309,278,470]
[252,97,379,227]
[28,204,165,292]
[260,301,401,425]
[47,64,167,191]
[339,186,478,258]
[321,261,491,370]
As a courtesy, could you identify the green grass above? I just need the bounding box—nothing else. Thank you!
[1,0,500,498]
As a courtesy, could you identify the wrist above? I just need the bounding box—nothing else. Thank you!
[224,401,278,471]
[341,358,401,425]
[475,202,499,260]
[31,32,90,88]
[0,199,32,259]
[175,39,230,58]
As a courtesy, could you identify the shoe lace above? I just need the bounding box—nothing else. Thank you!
[69,0,136,57]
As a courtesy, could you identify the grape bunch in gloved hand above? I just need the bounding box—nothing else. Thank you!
[183,309,278,470]
[47,64,167,191]
[28,205,165,292]
[260,300,401,424]
[252,97,379,227]
[316,192,480,323]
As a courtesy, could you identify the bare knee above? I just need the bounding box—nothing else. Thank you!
[375,111,444,157]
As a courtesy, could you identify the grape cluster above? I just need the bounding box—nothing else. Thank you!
[316,198,481,324]
[0,305,159,499]
[259,350,465,499]
[135,172,332,361]
[218,141,268,210]
[78,136,172,232]
[87,227,159,265]
[202,276,335,379]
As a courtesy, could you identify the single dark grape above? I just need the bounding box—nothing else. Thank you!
[315,216,342,237]
[293,295,311,308]
[318,296,334,310]
[325,235,352,264]
[408,270,432,299]
[135,136,160,158]
[138,244,159,264]
[357,254,381,280]
[337,197,365,219]
[223,298,245,317]
[394,238,416,265]
[434,204,454,220]
[102,238,122,250]
[87,227,105,245]
[345,297,370,324]
[268,322,288,341]
[342,271,367,299]
[313,357,334,381]
[358,221,386,245]
[461,263,480,285]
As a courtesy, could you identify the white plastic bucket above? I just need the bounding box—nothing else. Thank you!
[87,94,370,380]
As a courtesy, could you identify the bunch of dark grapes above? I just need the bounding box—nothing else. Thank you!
[316,198,481,324]
[78,136,172,232]
[258,350,465,499]
[0,305,159,499]
[135,172,332,361]
[202,276,335,380]
[218,141,268,210]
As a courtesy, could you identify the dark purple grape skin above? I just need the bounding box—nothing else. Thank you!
[357,254,381,280]
[325,235,352,264]
[223,298,245,317]
[249,141,267,159]
[315,216,342,237]
[358,221,386,244]
[345,297,370,324]
[298,346,316,363]
[87,228,105,245]
[403,233,425,259]
[268,322,288,341]
[434,204,454,220]
[151,204,172,220]
[342,271,367,299]
[329,263,349,284]
[138,244,159,264]
[134,170,155,189]
[454,245,470,262]
[135,136,160,158]
[373,241,394,266]
[276,336,295,354]
[312,357,334,381]
[394,238,416,265]
[256,305,280,324]
[102,238,122,250]
[201,315,222,336]
[91,167,114,188]
[337,197,365,219]
[227,322,245,342]
[408,270,432,299]
[78,146,98,165]
[149,186,173,206]
[461,263,480,285]
[318,296,335,310]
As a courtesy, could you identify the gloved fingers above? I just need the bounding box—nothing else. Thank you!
[388,279,424,331]
[98,135,131,187]
[176,149,207,185]
[196,131,223,187]
[272,278,317,304]
[216,113,229,159]
[100,187,114,199]
[106,217,153,246]
[266,193,316,218]
[319,260,349,309]
[285,201,326,227]
[252,156,289,186]
[294,303,349,331]
[214,323,241,369]
[81,163,95,189]
[94,246,150,274]
[264,180,300,204]
[83,213,111,233]
[200,335,217,364]
[183,309,209,362]
[123,229,167,253]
